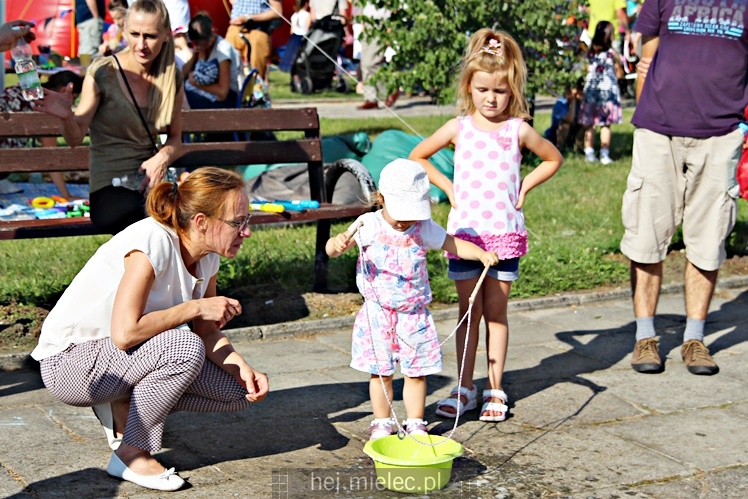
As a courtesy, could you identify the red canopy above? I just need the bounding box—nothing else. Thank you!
[5,0,295,58]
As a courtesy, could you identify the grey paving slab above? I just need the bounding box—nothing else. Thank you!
[609,408,748,470]
[232,336,351,374]
[585,363,748,413]
[509,380,644,428]
[461,425,693,495]
[2,282,748,497]
[637,466,748,498]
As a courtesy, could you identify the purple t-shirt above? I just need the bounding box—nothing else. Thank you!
[632,0,748,137]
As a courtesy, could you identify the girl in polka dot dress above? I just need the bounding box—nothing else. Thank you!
[410,29,563,422]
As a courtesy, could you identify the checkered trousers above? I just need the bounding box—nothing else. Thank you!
[39,329,251,452]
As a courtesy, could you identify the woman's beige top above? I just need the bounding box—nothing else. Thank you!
[85,56,182,192]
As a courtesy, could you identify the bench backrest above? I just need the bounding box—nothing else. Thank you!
[0,108,327,202]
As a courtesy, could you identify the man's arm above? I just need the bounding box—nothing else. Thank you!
[636,35,659,103]
[86,0,101,19]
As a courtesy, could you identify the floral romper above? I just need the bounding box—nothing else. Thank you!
[579,48,623,127]
[350,214,443,377]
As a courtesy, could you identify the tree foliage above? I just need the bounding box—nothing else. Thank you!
[359,0,587,105]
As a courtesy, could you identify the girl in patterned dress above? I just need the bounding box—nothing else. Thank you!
[410,29,562,422]
[579,20,624,164]
[326,159,498,440]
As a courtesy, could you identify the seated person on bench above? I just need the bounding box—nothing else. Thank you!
[0,71,84,199]
[183,12,242,109]
[224,0,282,81]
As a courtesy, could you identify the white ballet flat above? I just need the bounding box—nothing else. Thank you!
[107,452,185,492]
[92,403,122,451]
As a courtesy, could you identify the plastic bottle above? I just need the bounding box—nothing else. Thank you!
[10,36,43,101]
[165,167,177,183]
[112,172,145,190]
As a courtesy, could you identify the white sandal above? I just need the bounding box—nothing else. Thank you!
[479,389,508,422]
[435,385,477,418]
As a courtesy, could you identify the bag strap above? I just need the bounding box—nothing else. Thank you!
[113,54,159,154]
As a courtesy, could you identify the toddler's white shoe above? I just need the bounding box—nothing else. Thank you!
[404,418,429,436]
[368,418,395,441]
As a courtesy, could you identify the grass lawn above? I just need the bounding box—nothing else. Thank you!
[3,107,748,350]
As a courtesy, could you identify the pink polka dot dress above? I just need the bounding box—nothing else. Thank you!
[447,116,528,259]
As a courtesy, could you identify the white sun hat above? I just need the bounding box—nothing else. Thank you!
[378,159,432,221]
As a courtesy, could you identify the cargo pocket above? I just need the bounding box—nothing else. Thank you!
[621,174,644,235]
[727,146,741,200]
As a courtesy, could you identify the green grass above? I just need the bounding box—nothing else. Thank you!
[3,108,748,324]
[266,66,361,101]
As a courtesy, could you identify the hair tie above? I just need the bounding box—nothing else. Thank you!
[172,181,178,195]
[475,38,502,58]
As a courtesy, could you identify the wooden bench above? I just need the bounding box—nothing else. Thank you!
[0,107,375,291]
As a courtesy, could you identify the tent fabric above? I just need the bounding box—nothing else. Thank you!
[360,129,454,203]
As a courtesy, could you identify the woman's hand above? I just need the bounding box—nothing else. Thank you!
[32,84,75,119]
[0,20,35,51]
[237,364,269,402]
[140,153,168,190]
[197,296,242,329]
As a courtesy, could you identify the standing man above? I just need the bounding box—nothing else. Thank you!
[621,0,748,375]
[225,0,282,81]
[76,0,106,59]
[356,2,397,110]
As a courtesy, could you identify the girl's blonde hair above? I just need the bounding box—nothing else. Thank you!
[125,0,177,130]
[456,29,530,120]
[146,167,246,239]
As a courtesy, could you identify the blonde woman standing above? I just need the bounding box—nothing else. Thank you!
[35,0,184,235]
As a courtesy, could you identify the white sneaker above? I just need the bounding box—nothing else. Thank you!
[585,151,598,163]
[600,155,613,165]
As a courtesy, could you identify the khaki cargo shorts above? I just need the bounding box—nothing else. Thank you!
[620,127,744,271]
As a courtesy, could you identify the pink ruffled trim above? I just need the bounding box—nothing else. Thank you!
[446,232,527,260]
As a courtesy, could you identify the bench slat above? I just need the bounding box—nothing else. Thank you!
[173,140,322,168]
[0,204,370,240]
[0,108,321,137]
[0,139,322,172]
[181,108,320,133]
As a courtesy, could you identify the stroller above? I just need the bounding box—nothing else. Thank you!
[289,14,347,94]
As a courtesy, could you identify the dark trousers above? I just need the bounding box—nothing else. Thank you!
[90,185,147,235]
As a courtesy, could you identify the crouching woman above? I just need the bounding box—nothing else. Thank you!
[31,167,269,492]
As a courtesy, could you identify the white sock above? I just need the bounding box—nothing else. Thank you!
[683,318,705,343]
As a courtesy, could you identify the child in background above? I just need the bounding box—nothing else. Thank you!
[410,29,562,422]
[279,0,311,75]
[579,20,623,165]
[326,159,499,440]
[544,78,583,151]
[99,0,128,56]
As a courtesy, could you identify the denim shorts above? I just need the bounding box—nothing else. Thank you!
[448,257,520,282]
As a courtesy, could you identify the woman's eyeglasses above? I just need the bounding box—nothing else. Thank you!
[218,215,251,233]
